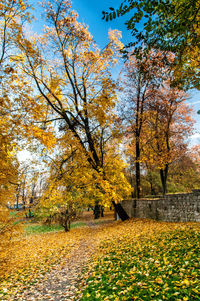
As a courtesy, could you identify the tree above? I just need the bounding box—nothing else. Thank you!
[0,0,31,68]
[16,0,131,220]
[167,146,200,192]
[37,121,131,226]
[121,50,174,198]
[103,0,200,90]
[142,85,194,194]
[122,49,194,196]
[0,0,31,241]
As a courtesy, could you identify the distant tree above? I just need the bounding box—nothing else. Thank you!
[167,147,200,192]
[122,50,194,196]
[121,50,174,198]
[143,86,194,194]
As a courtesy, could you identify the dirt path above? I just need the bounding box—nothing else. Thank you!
[15,222,112,301]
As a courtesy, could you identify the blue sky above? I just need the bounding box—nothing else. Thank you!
[30,0,200,145]
[72,0,133,46]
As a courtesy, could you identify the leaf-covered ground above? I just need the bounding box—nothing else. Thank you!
[0,212,114,300]
[80,221,200,301]
[0,217,199,300]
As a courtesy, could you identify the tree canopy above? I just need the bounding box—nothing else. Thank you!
[0,0,199,230]
[103,0,200,90]
[13,0,131,218]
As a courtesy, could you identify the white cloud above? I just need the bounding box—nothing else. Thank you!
[190,133,200,139]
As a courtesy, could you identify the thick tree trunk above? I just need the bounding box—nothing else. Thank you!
[64,220,70,232]
[112,201,129,221]
[59,212,71,231]
[160,164,168,195]
[100,206,104,217]
[93,201,101,219]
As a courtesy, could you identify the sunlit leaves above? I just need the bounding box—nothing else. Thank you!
[12,0,132,212]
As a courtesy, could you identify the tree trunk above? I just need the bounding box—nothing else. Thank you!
[160,164,168,195]
[93,201,101,219]
[135,138,141,199]
[112,201,129,221]
[148,171,156,195]
[135,161,140,199]
[100,206,104,217]
[15,184,20,209]
[64,220,70,232]
[59,212,71,231]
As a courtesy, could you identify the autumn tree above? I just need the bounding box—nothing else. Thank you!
[121,50,174,198]
[142,86,194,194]
[0,0,31,68]
[122,49,195,196]
[0,0,31,240]
[16,0,131,220]
[0,0,31,200]
[167,146,200,192]
[36,111,131,228]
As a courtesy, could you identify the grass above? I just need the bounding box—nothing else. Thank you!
[81,227,200,301]
[24,221,87,235]
[24,224,64,234]
[9,211,19,217]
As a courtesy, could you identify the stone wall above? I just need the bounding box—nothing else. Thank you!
[121,189,200,222]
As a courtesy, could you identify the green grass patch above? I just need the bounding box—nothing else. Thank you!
[24,224,63,234]
[81,228,200,300]
[24,221,87,234]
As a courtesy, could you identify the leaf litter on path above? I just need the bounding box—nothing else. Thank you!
[1,220,116,300]
[1,218,199,300]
